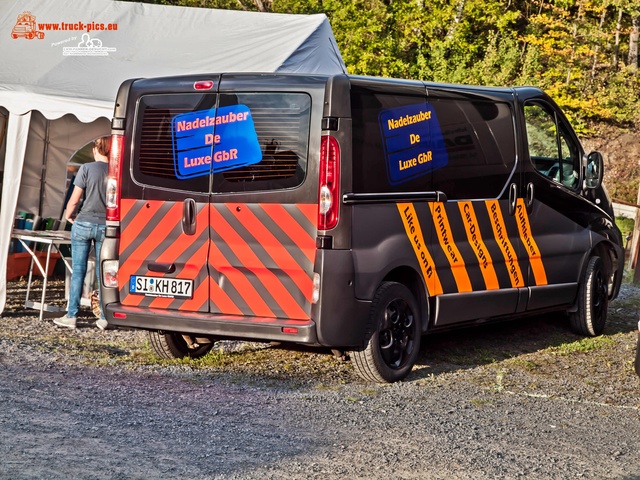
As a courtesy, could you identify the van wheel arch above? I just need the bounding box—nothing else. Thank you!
[349,281,422,383]
[382,266,430,333]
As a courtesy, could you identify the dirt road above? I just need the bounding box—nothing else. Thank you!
[1,279,639,479]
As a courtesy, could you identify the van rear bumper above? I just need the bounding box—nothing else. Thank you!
[104,305,318,344]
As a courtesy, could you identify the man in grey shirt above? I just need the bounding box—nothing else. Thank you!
[55,136,110,330]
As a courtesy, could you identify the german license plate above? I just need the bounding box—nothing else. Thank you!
[129,276,193,299]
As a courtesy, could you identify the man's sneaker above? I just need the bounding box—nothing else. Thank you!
[54,315,77,329]
[96,319,108,331]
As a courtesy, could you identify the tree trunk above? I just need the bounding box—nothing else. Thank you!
[566,0,584,88]
[629,16,639,73]
[613,7,623,69]
[591,6,607,80]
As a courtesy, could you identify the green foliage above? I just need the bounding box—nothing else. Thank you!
[135,0,640,128]
[615,216,634,242]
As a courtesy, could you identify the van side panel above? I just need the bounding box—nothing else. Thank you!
[351,200,523,325]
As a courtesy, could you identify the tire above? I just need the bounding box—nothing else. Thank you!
[569,256,608,336]
[148,331,215,359]
[349,282,421,383]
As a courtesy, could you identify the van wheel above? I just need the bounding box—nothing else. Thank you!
[569,256,608,336]
[148,331,214,359]
[349,282,421,383]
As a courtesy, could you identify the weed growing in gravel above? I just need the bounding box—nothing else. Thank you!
[469,398,494,408]
[358,388,379,396]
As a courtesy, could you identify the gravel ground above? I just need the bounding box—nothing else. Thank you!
[1,278,640,479]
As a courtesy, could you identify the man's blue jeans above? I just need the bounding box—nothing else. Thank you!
[67,222,106,318]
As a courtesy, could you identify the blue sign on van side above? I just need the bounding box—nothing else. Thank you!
[379,103,448,185]
[172,104,262,179]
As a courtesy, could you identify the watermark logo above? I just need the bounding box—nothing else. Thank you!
[11,11,44,40]
[63,33,116,56]
[10,10,119,56]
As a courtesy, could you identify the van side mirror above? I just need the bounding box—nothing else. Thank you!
[585,151,603,189]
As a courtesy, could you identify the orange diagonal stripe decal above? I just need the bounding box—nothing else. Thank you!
[486,200,524,288]
[515,198,547,286]
[458,201,500,290]
[397,203,443,296]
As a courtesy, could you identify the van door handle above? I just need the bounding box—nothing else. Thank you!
[526,183,535,213]
[148,262,176,274]
[508,183,517,216]
[182,198,197,235]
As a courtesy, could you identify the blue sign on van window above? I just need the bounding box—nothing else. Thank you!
[379,103,448,185]
[172,104,262,180]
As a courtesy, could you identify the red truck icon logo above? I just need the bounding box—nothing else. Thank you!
[11,12,44,40]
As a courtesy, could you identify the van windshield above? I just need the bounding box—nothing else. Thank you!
[133,92,311,194]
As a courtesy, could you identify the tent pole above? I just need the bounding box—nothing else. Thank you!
[38,119,50,217]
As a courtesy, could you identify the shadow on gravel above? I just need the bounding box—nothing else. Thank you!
[408,291,639,381]
[415,313,581,377]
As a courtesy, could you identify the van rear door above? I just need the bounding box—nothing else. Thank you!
[118,83,219,313]
[206,78,322,320]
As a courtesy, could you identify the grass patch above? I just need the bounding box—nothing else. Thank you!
[549,336,616,355]
[504,357,539,372]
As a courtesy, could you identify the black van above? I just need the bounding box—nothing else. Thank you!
[100,73,624,382]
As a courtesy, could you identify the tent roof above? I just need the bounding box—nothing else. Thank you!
[0,0,346,121]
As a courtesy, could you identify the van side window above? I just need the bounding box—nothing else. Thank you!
[133,92,310,194]
[351,88,516,198]
[429,97,516,199]
[524,103,580,189]
[351,87,433,193]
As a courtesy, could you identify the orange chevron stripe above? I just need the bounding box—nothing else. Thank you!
[208,239,274,317]
[397,203,443,296]
[119,203,200,309]
[297,203,317,226]
[119,203,184,282]
[229,204,313,301]
[211,206,308,319]
[209,280,243,315]
[120,198,136,222]
[119,200,169,253]
[260,204,316,263]
[153,207,208,267]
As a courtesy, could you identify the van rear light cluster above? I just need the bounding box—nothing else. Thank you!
[318,135,340,230]
[102,260,119,288]
[106,134,124,221]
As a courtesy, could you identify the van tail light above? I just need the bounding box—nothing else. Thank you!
[106,134,124,222]
[318,135,340,230]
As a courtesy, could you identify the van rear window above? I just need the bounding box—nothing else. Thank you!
[134,92,311,193]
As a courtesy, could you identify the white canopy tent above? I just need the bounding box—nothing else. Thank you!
[0,0,346,314]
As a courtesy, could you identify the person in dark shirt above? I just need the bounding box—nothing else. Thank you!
[55,136,110,330]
